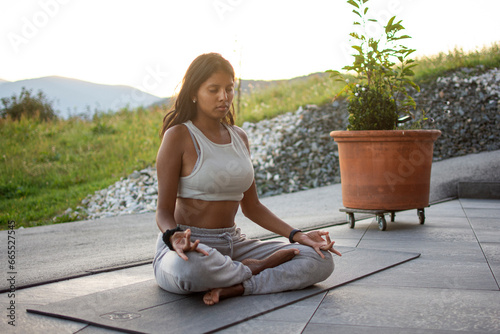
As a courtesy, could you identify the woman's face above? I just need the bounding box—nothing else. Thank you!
[194,70,234,121]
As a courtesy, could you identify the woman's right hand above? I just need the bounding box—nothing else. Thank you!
[171,228,209,261]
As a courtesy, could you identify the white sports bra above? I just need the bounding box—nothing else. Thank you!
[177,120,254,201]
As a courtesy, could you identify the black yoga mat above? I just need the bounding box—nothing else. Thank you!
[27,247,420,334]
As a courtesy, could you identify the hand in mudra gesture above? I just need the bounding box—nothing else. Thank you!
[296,230,342,258]
[171,229,209,261]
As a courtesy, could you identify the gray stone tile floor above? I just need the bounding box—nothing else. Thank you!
[2,198,499,333]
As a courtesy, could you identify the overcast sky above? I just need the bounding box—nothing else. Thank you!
[2,0,499,97]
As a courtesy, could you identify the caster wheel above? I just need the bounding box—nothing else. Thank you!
[377,215,387,231]
[348,213,355,228]
[418,209,425,224]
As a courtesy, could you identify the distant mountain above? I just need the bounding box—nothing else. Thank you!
[0,72,329,118]
[0,76,164,118]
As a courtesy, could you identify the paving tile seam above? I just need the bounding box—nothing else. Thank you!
[477,255,500,290]
[460,200,500,291]
[73,325,93,334]
[400,258,499,266]
[0,272,93,294]
[299,291,329,333]
[305,320,408,330]
[305,321,469,333]
[354,222,371,247]
[0,261,155,294]
[345,281,500,293]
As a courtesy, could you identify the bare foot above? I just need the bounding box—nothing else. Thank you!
[202,249,298,306]
[203,284,244,306]
[241,248,299,275]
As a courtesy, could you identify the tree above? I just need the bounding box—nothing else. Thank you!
[1,87,57,121]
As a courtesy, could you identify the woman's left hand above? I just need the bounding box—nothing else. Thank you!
[295,230,342,258]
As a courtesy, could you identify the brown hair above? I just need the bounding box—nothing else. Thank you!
[160,53,236,138]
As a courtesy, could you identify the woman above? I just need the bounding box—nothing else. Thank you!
[154,53,341,306]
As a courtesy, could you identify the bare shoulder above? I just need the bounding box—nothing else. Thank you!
[231,125,249,145]
[163,123,189,142]
[158,124,190,156]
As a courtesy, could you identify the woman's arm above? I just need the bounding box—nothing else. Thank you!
[156,125,209,260]
[156,126,184,233]
[241,178,341,258]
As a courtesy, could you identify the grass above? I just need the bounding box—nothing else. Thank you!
[1,42,499,230]
[235,73,347,124]
[414,42,500,83]
[0,107,166,229]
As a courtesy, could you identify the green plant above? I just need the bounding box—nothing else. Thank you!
[0,87,58,121]
[328,0,419,130]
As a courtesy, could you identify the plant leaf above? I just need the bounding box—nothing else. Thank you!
[347,0,359,8]
[406,49,416,56]
[385,16,396,33]
[403,78,420,90]
[349,32,363,40]
[352,45,364,54]
[404,63,418,70]
[352,9,362,17]
[403,69,415,76]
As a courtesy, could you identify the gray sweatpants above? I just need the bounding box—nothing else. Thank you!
[153,225,334,295]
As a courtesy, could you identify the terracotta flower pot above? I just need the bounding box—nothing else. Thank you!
[330,130,441,210]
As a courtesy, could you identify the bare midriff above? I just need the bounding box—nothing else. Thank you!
[174,197,240,229]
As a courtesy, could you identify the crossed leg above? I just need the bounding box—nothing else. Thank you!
[202,248,299,305]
